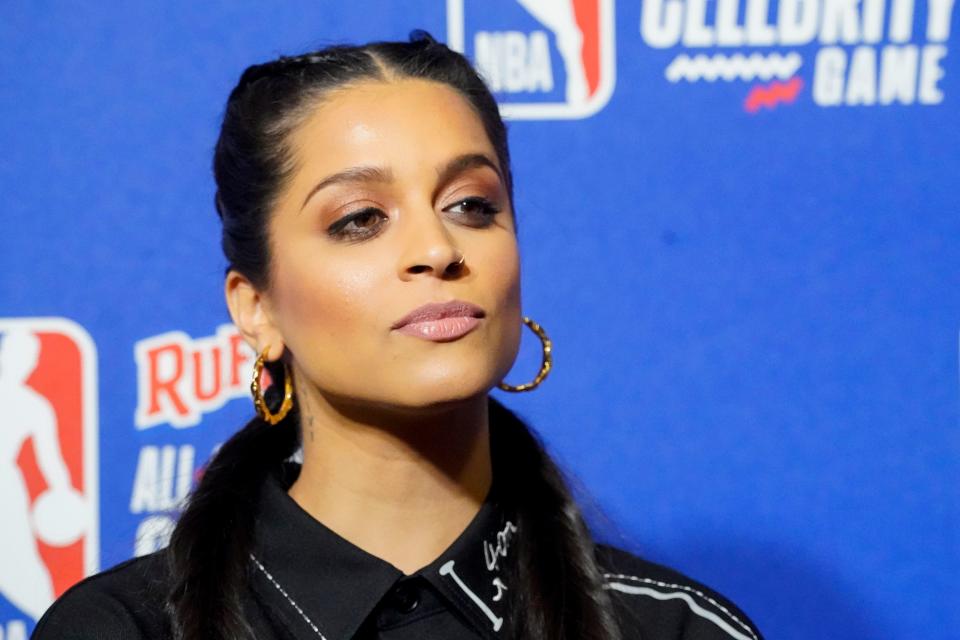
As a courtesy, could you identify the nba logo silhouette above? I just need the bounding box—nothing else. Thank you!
[447,0,616,119]
[0,318,98,629]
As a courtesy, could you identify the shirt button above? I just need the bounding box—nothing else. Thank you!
[391,583,420,614]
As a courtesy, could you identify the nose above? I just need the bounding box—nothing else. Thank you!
[398,209,465,279]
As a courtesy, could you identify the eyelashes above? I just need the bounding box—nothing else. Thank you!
[326,207,384,240]
[326,196,502,242]
[447,196,502,219]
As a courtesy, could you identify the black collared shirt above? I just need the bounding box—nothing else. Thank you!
[32,463,764,640]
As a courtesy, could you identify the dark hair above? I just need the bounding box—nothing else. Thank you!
[167,30,621,640]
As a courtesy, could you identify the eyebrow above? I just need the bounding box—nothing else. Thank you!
[299,152,504,211]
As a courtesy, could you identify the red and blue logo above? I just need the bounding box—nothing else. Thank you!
[447,0,616,119]
[0,318,99,632]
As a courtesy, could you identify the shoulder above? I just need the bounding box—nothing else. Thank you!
[594,543,764,640]
[32,550,172,640]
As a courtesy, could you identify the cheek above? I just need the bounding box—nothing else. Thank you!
[479,235,523,373]
[269,245,385,358]
[486,235,522,308]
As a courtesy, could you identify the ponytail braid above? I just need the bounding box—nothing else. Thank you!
[490,396,623,640]
[165,380,300,640]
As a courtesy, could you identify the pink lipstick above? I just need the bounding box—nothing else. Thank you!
[392,300,485,342]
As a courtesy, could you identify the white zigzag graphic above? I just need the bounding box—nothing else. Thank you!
[664,52,803,83]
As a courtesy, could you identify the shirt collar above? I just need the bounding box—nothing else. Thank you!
[249,462,518,640]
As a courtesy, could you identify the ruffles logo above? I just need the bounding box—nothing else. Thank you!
[134,324,254,429]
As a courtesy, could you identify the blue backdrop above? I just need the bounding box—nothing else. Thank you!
[2,1,958,638]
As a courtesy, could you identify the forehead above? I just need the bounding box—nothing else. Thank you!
[286,78,497,177]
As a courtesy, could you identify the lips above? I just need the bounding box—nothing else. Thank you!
[391,299,486,330]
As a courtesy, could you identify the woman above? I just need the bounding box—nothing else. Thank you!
[32,31,764,640]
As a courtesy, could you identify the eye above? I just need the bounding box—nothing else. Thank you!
[326,207,388,241]
[444,196,501,222]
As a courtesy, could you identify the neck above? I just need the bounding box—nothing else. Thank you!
[287,387,493,575]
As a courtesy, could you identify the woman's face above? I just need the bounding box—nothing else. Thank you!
[250,78,522,413]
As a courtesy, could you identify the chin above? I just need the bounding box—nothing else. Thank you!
[393,370,494,406]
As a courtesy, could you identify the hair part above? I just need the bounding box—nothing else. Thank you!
[168,30,619,640]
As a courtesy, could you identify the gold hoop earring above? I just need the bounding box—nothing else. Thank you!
[250,346,294,425]
[498,316,552,392]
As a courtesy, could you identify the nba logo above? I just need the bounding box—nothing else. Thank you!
[447,0,616,119]
[0,318,98,631]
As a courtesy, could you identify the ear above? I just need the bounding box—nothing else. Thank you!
[225,270,285,361]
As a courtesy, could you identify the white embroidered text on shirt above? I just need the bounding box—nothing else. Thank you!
[483,520,517,572]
